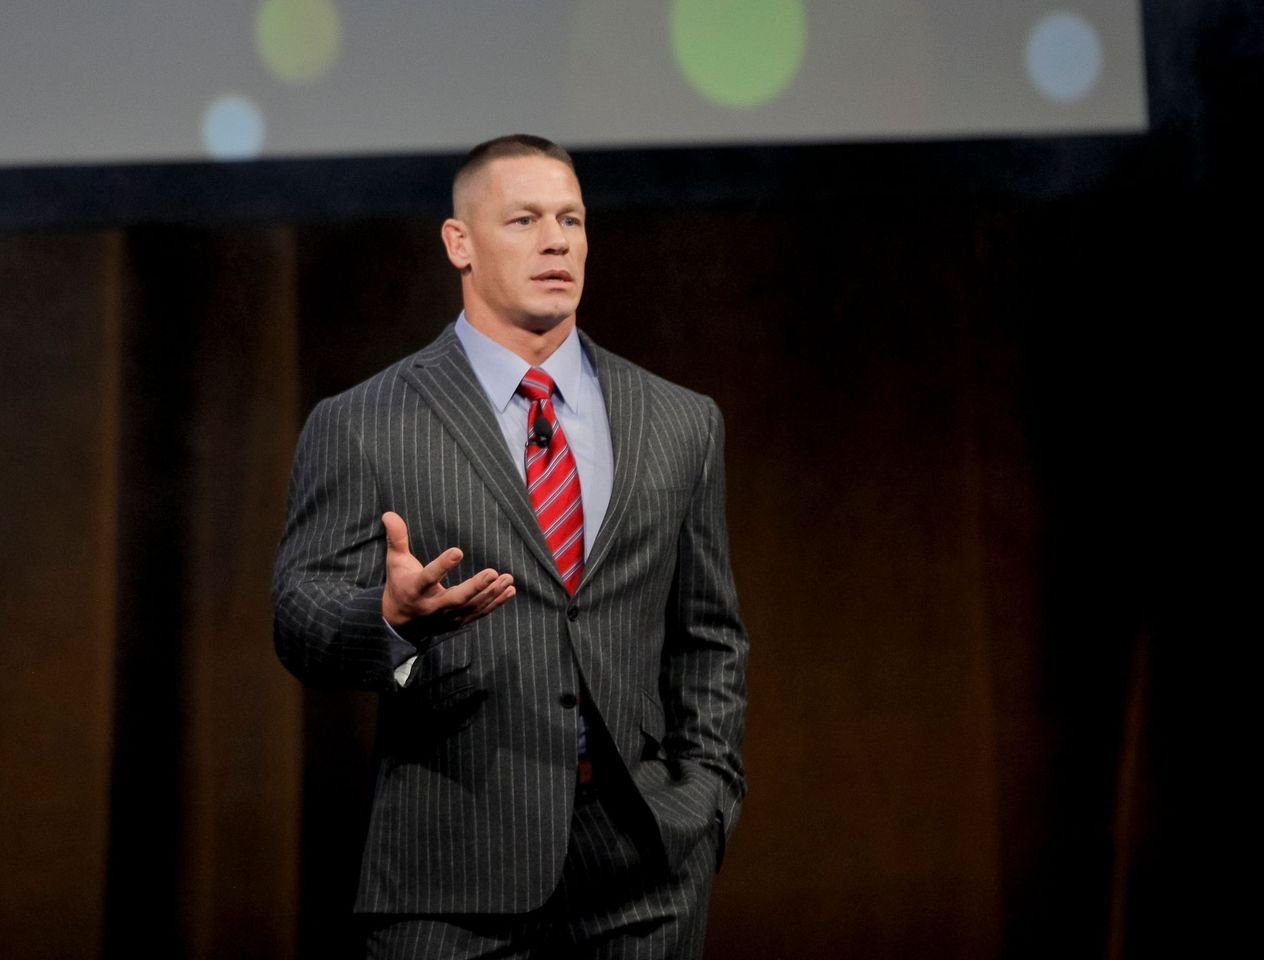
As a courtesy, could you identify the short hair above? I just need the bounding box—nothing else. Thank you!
[452,134,576,214]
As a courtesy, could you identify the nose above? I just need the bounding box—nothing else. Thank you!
[539,218,569,254]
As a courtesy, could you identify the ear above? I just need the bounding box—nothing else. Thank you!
[441,218,471,270]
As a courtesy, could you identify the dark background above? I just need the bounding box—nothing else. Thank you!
[1,1,1256,957]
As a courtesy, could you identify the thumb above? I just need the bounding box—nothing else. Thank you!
[382,511,411,558]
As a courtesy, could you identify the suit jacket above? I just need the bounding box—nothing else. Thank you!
[273,324,747,915]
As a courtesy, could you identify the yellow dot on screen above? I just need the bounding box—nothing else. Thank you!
[670,0,806,109]
[255,0,342,85]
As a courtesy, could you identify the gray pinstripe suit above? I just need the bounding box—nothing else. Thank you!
[273,323,747,920]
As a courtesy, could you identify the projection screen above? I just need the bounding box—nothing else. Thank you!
[1,1,1145,168]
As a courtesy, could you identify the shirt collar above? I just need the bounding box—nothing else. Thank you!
[454,312,585,414]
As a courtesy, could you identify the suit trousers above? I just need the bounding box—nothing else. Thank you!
[363,725,718,960]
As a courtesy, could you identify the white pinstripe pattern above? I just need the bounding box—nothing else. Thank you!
[273,324,747,922]
[365,787,717,959]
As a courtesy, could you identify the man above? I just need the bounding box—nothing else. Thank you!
[273,134,747,958]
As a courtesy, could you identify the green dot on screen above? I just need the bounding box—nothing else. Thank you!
[671,0,806,109]
[255,0,342,85]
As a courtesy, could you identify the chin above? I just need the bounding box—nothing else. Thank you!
[521,303,578,331]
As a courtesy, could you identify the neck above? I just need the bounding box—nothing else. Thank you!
[463,307,576,366]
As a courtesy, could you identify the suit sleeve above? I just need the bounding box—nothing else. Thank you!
[272,396,397,690]
[662,399,749,845]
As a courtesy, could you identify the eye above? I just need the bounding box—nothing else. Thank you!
[561,215,583,227]
[513,215,533,226]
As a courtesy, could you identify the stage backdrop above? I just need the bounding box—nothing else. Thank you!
[1,1,1256,957]
[2,182,1227,960]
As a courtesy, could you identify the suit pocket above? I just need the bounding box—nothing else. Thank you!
[712,809,727,873]
[403,629,474,701]
[385,631,485,756]
[639,689,668,761]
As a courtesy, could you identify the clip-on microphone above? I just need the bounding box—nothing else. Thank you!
[530,412,553,449]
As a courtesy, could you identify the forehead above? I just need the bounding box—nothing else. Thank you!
[476,155,584,208]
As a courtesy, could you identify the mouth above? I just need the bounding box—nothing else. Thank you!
[532,270,574,284]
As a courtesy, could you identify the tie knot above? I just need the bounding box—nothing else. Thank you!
[517,368,556,403]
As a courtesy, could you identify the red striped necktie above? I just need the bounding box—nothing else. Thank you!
[517,368,584,594]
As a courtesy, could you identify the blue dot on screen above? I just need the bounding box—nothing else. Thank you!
[201,94,267,160]
[1025,12,1103,104]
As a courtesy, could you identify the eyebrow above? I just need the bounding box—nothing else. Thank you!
[503,199,585,215]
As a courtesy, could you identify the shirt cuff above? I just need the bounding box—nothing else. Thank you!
[382,617,418,687]
[392,656,417,687]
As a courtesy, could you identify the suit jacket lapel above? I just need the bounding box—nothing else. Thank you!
[400,326,564,589]
[581,333,647,587]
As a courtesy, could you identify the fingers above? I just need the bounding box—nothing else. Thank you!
[383,512,463,592]
[461,576,516,623]
[417,547,466,592]
[452,574,515,619]
[394,567,514,627]
[382,512,412,559]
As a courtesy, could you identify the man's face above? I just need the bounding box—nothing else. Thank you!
[445,155,588,334]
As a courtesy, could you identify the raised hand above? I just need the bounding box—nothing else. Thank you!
[381,511,515,633]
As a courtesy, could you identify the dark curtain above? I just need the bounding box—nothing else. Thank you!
[1,227,304,960]
[0,191,1183,959]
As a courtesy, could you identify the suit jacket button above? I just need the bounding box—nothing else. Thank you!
[559,692,578,709]
[567,606,579,621]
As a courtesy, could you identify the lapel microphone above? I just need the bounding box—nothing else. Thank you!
[530,412,553,449]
